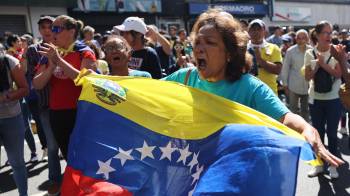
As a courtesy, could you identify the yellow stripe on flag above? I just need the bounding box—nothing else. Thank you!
[74,69,322,166]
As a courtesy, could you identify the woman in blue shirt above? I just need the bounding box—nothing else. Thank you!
[164,9,343,168]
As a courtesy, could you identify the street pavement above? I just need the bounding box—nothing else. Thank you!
[0,133,350,196]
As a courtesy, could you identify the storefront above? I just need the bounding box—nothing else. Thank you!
[69,0,163,34]
[187,2,269,30]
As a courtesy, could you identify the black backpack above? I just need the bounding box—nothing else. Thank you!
[0,53,11,93]
[312,50,334,93]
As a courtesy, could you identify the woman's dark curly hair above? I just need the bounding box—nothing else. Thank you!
[190,9,252,82]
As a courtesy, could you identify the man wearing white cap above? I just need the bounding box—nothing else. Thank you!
[115,17,162,79]
[247,19,283,95]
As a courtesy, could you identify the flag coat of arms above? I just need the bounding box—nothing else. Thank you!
[61,71,319,196]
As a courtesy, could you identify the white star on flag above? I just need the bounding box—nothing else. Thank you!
[113,147,134,166]
[187,152,199,171]
[159,141,176,161]
[177,144,192,165]
[191,165,204,185]
[136,140,156,160]
[96,159,115,180]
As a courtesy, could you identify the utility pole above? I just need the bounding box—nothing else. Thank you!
[268,0,275,20]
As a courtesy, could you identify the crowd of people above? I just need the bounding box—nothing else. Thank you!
[0,8,349,196]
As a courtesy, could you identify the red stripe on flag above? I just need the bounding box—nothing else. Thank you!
[62,166,132,196]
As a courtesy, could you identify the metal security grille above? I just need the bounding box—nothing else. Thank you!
[0,15,27,36]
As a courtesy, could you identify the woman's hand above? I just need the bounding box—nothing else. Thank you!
[316,51,342,78]
[282,112,345,167]
[331,44,350,82]
[304,66,315,81]
[331,44,348,63]
[316,53,326,68]
[301,126,344,167]
[146,26,157,40]
[177,55,186,68]
[38,43,61,65]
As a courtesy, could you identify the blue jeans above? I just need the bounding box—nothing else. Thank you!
[309,99,342,155]
[26,99,47,149]
[0,114,28,196]
[21,100,37,154]
[40,109,61,183]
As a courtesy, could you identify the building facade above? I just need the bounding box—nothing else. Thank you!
[0,0,269,38]
[0,0,72,38]
[1,0,350,39]
[265,0,350,29]
[186,0,269,30]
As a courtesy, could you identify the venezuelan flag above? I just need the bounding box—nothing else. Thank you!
[62,70,320,196]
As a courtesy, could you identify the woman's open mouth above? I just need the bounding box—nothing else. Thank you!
[197,59,207,70]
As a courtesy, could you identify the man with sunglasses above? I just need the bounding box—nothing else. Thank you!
[26,16,62,196]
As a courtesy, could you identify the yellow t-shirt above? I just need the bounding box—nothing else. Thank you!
[257,43,282,94]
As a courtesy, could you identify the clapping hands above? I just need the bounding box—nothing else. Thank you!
[38,43,61,65]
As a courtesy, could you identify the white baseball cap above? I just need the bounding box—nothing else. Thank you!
[111,26,120,35]
[248,19,266,31]
[115,17,148,35]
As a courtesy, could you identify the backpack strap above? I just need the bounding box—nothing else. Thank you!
[0,54,13,91]
[184,68,193,85]
[326,55,332,64]
[312,49,332,64]
[313,49,335,83]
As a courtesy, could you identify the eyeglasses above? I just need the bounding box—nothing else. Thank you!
[103,44,126,53]
[51,26,65,34]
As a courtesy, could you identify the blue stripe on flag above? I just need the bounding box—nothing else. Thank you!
[68,101,308,196]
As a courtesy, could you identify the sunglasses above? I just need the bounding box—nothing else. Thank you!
[174,45,184,51]
[51,26,65,34]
